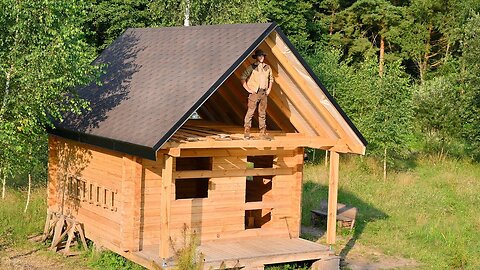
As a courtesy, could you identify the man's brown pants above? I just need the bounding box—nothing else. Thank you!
[244,89,267,132]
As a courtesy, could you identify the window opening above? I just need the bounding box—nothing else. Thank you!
[175,178,209,199]
[176,157,212,171]
[247,155,274,168]
[245,210,271,229]
[246,176,272,202]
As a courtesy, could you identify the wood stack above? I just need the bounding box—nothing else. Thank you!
[41,210,88,256]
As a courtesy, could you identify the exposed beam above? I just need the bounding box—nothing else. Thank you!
[164,135,337,150]
[174,167,293,179]
[203,91,235,124]
[264,37,361,152]
[159,155,173,259]
[326,151,339,245]
[227,74,293,132]
[264,58,327,137]
[233,62,314,134]
[216,84,246,126]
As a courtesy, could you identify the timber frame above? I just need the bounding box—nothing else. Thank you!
[48,23,366,269]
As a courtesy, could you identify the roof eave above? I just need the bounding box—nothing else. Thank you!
[47,126,157,160]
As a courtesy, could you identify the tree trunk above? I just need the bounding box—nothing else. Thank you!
[379,35,385,77]
[0,67,13,121]
[2,172,6,200]
[383,147,387,181]
[24,174,31,213]
[420,24,433,85]
[329,13,335,35]
[325,150,329,168]
[184,0,190,26]
[0,13,19,121]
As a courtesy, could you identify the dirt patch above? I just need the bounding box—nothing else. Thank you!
[0,247,90,270]
[301,226,419,270]
[340,243,419,270]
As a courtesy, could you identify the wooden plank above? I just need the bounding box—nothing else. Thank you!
[164,136,337,150]
[160,155,173,259]
[120,156,143,252]
[166,148,297,158]
[292,147,304,238]
[264,37,364,154]
[173,167,293,179]
[216,83,246,125]
[326,151,339,245]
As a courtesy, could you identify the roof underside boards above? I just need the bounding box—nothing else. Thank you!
[190,31,367,155]
[52,23,367,160]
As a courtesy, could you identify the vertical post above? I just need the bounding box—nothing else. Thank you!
[121,156,143,252]
[326,151,339,245]
[160,155,173,260]
[291,147,304,238]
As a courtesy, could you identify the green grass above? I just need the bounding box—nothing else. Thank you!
[1,156,479,269]
[302,156,480,270]
[0,187,47,250]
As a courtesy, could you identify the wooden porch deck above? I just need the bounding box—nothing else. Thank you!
[135,237,339,269]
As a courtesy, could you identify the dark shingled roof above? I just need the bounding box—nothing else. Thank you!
[51,23,277,159]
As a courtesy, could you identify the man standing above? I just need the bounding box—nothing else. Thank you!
[241,49,274,140]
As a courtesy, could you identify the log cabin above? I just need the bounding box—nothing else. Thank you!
[47,23,367,269]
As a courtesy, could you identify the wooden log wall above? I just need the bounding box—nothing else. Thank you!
[165,147,305,251]
[48,135,141,250]
[48,136,305,257]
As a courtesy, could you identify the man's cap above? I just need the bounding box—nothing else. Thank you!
[252,49,267,59]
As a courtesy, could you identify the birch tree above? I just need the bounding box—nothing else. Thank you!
[0,0,98,191]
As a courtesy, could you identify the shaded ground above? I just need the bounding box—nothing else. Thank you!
[301,226,419,270]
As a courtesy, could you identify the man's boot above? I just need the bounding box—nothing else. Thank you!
[244,127,251,140]
[259,128,271,141]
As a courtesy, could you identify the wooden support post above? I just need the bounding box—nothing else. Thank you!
[326,151,339,245]
[121,156,143,252]
[160,155,173,260]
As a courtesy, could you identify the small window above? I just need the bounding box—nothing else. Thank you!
[247,155,274,168]
[96,186,101,204]
[245,210,271,229]
[176,157,212,171]
[89,184,94,202]
[103,189,108,205]
[175,178,209,199]
[111,191,115,209]
[246,176,272,202]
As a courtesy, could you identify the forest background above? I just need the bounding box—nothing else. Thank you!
[0,0,479,184]
[0,0,479,269]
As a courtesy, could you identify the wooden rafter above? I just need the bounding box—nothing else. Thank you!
[264,37,364,153]
[225,74,292,132]
[233,62,315,134]
[216,84,246,125]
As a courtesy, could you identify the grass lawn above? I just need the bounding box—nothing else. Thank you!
[302,156,480,269]
[1,156,479,269]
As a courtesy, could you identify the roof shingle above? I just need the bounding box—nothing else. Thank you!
[56,23,276,155]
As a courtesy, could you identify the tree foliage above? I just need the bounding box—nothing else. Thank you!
[0,0,98,183]
[1,0,480,184]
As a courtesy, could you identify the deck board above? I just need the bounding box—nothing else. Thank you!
[137,237,335,269]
